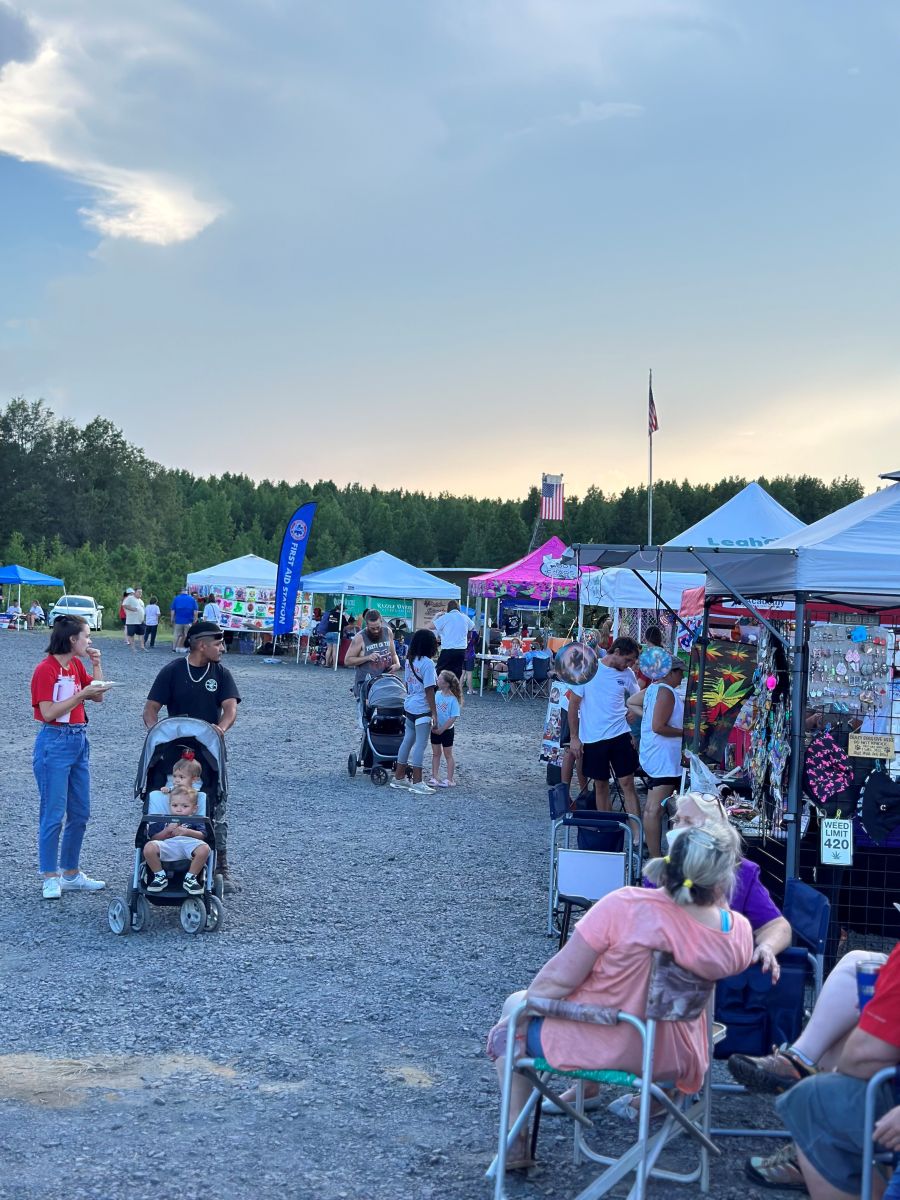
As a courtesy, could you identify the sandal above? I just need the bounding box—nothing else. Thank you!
[745,1144,808,1191]
[728,1044,816,1094]
[428,778,449,788]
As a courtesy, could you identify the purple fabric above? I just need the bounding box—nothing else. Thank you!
[643,857,781,931]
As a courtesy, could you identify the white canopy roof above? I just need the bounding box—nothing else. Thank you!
[300,551,460,600]
[665,481,805,550]
[187,554,278,590]
[580,567,706,610]
[706,482,900,606]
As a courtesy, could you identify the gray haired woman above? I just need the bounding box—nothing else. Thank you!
[488,822,753,1169]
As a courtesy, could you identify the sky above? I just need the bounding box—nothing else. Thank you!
[2,0,900,501]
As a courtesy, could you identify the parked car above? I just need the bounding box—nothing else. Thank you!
[47,595,104,630]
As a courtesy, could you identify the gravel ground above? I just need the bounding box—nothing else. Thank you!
[0,633,790,1199]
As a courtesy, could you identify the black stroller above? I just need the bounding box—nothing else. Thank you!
[348,673,407,785]
[107,717,227,936]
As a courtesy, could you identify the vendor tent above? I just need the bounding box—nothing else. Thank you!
[578,483,804,617]
[187,554,278,590]
[0,564,65,608]
[300,551,459,600]
[706,481,900,608]
[664,481,805,550]
[469,537,586,601]
[0,564,64,587]
[300,551,459,668]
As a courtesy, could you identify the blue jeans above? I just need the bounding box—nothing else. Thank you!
[33,724,92,874]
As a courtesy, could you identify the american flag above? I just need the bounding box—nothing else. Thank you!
[648,378,659,435]
[540,474,564,521]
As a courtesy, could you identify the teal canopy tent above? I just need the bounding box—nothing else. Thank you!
[0,564,65,608]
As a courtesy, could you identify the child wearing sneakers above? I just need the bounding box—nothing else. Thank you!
[429,670,462,788]
[143,785,210,894]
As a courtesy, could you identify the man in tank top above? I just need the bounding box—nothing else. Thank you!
[345,609,401,698]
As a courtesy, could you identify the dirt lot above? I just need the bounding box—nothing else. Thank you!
[0,633,786,1198]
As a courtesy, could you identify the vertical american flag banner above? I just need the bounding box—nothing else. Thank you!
[649,378,659,434]
[540,474,564,521]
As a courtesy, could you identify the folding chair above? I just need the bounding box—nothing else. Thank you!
[501,656,528,700]
[487,950,722,1200]
[711,878,831,1138]
[548,793,642,938]
[529,656,551,698]
[862,1066,899,1200]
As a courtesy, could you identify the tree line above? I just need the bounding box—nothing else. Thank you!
[0,397,864,618]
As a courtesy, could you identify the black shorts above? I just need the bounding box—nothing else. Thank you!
[582,732,637,781]
[436,649,464,679]
[430,728,455,748]
[643,773,680,790]
[126,623,145,636]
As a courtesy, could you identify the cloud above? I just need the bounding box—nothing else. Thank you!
[0,18,223,245]
[0,0,37,67]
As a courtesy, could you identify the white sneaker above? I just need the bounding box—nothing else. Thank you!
[389,778,411,790]
[409,781,436,795]
[59,871,106,892]
[42,876,62,900]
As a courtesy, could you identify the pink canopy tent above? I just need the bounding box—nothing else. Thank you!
[469,536,590,601]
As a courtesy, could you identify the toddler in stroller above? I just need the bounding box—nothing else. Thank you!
[348,672,407,785]
[143,785,210,894]
[107,717,227,936]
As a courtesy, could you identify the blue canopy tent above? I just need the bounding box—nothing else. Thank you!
[0,564,65,609]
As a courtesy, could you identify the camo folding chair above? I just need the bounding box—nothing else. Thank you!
[486,950,721,1200]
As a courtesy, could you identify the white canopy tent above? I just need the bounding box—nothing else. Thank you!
[299,551,460,668]
[577,482,806,631]
[705,481,900,609]
[665,481,805,551]
[187,554,278,590]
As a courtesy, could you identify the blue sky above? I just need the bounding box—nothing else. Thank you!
[2,1,899,499]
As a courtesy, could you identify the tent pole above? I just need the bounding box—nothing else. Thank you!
[334,594,345,672]
[303,592,312,664]
[785,594,808,880]
[479,593,488,697]
[690,598,712,757]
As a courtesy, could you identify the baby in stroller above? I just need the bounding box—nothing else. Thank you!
[143,785,210,894]
[107,716,227,936]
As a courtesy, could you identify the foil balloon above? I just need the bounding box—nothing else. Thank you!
[638,646,673,682]
[554,641,599,686]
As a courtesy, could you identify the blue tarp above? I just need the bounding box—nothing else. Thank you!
[0,564,64,587]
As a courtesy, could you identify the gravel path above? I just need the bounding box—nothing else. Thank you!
[0,634,787,1199]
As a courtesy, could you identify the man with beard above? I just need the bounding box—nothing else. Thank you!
[345,609,400,724]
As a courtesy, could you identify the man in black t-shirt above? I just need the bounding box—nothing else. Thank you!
[143,620,241,885]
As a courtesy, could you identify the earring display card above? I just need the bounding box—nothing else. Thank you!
[807,623,894,722]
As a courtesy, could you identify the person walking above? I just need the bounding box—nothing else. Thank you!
[567,636,642,838]
[143,620,241,887]
[31,615,108,899]
[143,595,161,648]
[428,600,474,680]
[170,586,198,653]
[123,586,146,652]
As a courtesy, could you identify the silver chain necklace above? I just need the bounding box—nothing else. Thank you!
[185,657,210,685]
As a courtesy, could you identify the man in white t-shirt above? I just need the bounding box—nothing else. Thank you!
[123,586,147,653]
[568,636,641,825]
[429,600,474,679]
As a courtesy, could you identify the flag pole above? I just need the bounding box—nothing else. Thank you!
[647,369,654,545]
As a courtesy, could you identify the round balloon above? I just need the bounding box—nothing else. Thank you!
[554,641,599,686]
[638,646,673,682]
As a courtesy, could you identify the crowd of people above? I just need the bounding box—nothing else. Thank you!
[20,582,900,1196]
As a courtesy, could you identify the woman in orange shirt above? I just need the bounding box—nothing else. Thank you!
[488,822,753,1169]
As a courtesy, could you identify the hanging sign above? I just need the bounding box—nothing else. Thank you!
[820,817,854,865]
[848,733,895,759]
